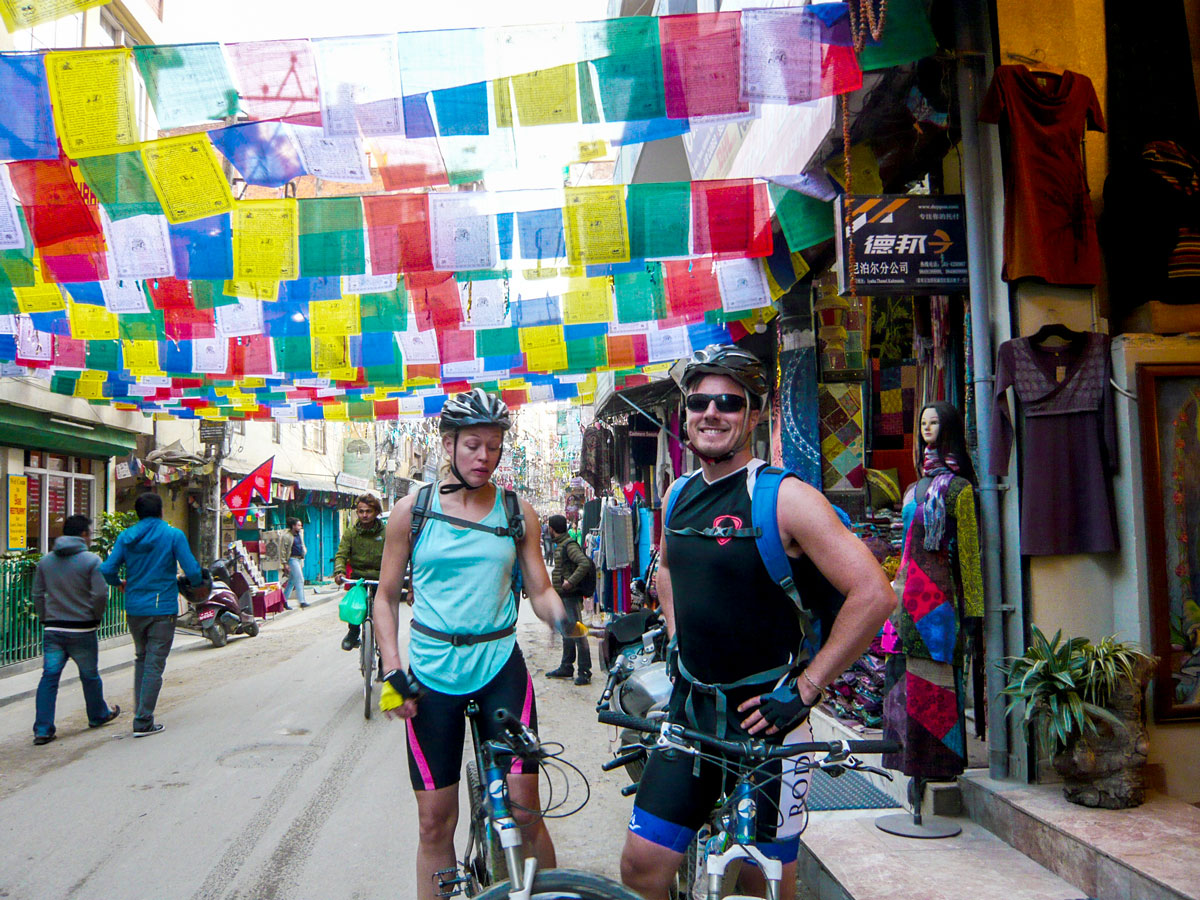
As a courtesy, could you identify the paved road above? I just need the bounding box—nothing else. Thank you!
[0,597,633,900]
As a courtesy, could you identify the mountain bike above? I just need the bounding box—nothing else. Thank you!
[598,708,899,900]
[436,703,642,900]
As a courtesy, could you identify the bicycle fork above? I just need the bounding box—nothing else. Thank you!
[703,779,783,900]
[483,758,539,900]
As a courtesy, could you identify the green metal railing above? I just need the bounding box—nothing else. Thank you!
[0,557,127,669]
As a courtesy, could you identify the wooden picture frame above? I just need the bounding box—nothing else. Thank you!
[1138,364,1200,722]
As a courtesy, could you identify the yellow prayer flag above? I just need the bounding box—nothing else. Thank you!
[825,143,884,195]
[233,199,300,282]
[68,299,118,340]
[240,377,266,389]
[327,366,358,381]
[512,65,578,126]
[0,0,109,32]
[14,283,65,313]
[78,369,107,382]
[499,378,527,390]
[322,403,348,421]
[563,185,630,267]
[223,280,279,302]
[73,379,104,400]
[122,340,161,375]
[141,134,234,224]
[522,267,558,281]
[309,296,361,338]
[562,277,612,325]
[576,140,608,162]
[45,48,139,159]
[311,335,349,373]
[493,79,513,128]
[519,324,568,372]
[196,407,221,418]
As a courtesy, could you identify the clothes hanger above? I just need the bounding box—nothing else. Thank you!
[1029,321,1086,347]
[1005,50,1066,77]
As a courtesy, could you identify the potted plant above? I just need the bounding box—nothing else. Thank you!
[999,626,1156,809]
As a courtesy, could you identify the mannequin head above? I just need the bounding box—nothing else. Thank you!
[915,401,977,486]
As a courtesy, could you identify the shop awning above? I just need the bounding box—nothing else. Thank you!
[0,406,138,458]
[594,374,682,422]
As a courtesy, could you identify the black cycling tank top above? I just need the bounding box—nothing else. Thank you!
[667,463,809,686]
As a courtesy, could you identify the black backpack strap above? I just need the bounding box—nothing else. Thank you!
[410,483,435,553]
[501,488,525,540]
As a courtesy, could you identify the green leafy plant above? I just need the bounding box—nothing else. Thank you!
[90,511,138,560]
[999,626,1154,754]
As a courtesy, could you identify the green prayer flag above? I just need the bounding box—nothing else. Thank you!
[50,374,78,395]
[133,43,239,130]
[858,0,938,71]
[360,285,407,331]
[0,210,37,288]
[627,182,690,258]
[578,61,601,125]
[117,310,165,341]
[582,17,666,122]
[769,185,835,251]
[347,400,372,419]
[566,334,607,370]
[299,197,366,278]
[85,340,121,371]
[274,335,312,373]
[76,153,163,220]
[614,265,666,323]
[475,327,521,357]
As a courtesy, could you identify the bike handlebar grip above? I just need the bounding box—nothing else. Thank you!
[620,782,640,797]
[597,710,657,733]
[846,740,901,754]
[601,746,648,772]
[494,707,526,736]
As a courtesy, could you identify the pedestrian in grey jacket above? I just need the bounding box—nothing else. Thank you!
[32,514,120,745]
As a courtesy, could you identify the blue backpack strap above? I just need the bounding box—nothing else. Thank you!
[662,471,699,531]
[751,466,818,651]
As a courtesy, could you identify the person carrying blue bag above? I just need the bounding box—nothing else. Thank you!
[619,345,898,900]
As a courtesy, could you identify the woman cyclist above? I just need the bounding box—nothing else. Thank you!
[373,388,570,900]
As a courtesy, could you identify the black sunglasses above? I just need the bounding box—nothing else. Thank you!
[685,393,748,414]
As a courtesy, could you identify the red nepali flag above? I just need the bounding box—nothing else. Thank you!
[222,456,274,527]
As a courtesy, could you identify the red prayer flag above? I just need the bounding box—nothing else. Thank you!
[363,193,434,275]
[659,13,748,120]
[225,41,321,122]
[691,179,772,258]
[7,157,102,247]
[662,259,722,318]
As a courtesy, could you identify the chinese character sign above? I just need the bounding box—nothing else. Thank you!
[835,195,969,295]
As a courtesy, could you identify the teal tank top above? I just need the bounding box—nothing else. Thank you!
[408,487,517,695]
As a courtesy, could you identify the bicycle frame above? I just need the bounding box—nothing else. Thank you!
[441,702,539,900]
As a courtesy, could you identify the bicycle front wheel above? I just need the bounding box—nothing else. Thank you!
[360,618,375,719]
[473,868,643,900]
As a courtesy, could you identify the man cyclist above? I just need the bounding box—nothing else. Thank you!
[619,345,897,900]
[334,493,385,651]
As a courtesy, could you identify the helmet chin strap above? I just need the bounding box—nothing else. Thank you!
[686,410,753,466]
[439,432,503,494]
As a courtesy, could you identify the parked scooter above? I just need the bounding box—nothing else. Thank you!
[178,555,260,648]
[597,608,672,782]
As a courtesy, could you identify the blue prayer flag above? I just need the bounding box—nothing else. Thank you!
[0,53,58,160]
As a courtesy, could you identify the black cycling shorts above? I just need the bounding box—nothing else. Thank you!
[628,682,813,863]
[405,645,538,792]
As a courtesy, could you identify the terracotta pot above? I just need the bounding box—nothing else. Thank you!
[1051,662,1153,809]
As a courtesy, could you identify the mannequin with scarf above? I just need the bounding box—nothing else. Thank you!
[881,401,984,778]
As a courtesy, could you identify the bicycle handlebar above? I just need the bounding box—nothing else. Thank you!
[493,708,542,758]
[597,710,899,761]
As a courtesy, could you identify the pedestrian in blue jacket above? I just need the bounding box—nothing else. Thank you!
[101,492,203,737]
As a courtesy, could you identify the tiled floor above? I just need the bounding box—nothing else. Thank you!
[799,810,1087,900]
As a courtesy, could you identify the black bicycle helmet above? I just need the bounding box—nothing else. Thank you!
[439,387,512,433]
[681,344,769,409]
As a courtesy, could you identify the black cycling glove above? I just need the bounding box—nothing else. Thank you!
[383,669,421,700]
[755,677,818,733]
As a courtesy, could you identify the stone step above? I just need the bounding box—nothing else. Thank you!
[960,773,1200,900]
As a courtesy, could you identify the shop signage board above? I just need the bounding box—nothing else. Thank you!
[199,421,227,444]
[336,471,371,493]
[8,475,26,551]
[835,194,969,295]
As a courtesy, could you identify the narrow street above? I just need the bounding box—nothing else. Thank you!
[0,596,632,900]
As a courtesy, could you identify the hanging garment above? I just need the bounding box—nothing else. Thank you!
[601,502,635,570]
[979,66,1106,285]
[579,425,615,493]
[882,473,983,778]
[989,332,1118,555]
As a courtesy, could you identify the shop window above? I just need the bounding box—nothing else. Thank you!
[22,454,97,552]
[302,422,326,454]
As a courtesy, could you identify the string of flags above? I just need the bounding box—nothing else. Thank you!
[0,1,935,419]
